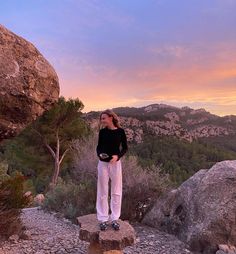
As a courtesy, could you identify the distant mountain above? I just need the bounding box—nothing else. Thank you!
[84,104,236,143]
[84,104,236,184]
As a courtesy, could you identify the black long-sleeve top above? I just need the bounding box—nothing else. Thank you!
[96,127,128,162]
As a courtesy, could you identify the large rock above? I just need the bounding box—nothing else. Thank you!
[0,24,59,141]
[143,160,236,254]
[77,214,136,253]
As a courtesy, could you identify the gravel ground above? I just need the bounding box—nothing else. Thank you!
[0,207,193,254]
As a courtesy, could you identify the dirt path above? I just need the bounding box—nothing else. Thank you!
[0,207,192,254]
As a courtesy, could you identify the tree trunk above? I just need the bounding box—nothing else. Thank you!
[34,127,69,190]
[51,159,60,187]
[49,129,60,189]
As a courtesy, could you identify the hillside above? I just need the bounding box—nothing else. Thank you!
[84,104,236,184]
[84,104,236,143]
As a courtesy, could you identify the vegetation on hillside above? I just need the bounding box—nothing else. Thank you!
[131,135,236,184]
[200,135,236,153]
[1,100,236,223]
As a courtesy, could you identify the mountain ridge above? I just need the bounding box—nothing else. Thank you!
[85,103,236,118]
[84,103,236,143]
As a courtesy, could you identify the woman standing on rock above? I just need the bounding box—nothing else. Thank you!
[96,109,128,231]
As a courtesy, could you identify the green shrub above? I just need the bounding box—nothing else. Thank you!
[43,178,96,222]
[121,156,169,221]
[0,161,10,183]
[0,174,30,239]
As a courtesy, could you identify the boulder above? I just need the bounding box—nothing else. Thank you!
[143,160,236,254]
[0,24,59,141]
[77,214,136,254]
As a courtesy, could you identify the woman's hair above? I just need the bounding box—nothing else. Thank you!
[99,109,121,129]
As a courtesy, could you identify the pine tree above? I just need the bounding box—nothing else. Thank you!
[24,97,90,188]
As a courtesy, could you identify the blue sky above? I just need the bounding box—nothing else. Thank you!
[1,0,236,115]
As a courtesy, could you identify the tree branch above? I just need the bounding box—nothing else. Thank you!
[59,148,70,165]
[56,129,60,161]
[32,127,56,159]
[45,143,56,159]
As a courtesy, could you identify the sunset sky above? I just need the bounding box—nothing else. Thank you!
[1,0,236,116]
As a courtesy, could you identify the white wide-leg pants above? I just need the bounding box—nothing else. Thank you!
[96,160,122,222]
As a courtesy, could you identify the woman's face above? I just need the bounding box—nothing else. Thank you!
[100,113,113,127]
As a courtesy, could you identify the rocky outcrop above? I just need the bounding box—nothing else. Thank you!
[85,104,236,143]
[86,116,233,143]
[77,214,136,253]
[143,160,236,254]
[0,24,59,141]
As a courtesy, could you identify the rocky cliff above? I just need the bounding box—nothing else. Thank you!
[84,104,236,143]
[0,24,59,141]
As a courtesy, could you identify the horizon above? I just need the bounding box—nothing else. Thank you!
[84,102,236,117]
[0,0,236,116]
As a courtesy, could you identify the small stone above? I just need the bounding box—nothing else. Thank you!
[219,244,230,252]
[136,237,141,243]
[8,234,19,243]
[20,230,31,240]
[216,251,227,254]
[34,194,45,206]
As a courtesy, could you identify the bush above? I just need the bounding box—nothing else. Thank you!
[43,178,96,222]
[121,156,169,221]
[43,133,169,222]
[0,161,10,183]
[0,174,30,239]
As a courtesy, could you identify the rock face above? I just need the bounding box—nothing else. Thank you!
[0,24,59,141]
[84,104,236,143]
[77,214,136,253]
[143,160,236,254]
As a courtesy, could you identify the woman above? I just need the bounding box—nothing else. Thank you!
[96,109,128,231]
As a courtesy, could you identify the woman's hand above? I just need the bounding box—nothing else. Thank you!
[110,155,118,163]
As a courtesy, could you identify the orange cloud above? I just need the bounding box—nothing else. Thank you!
[59,42,236,116]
